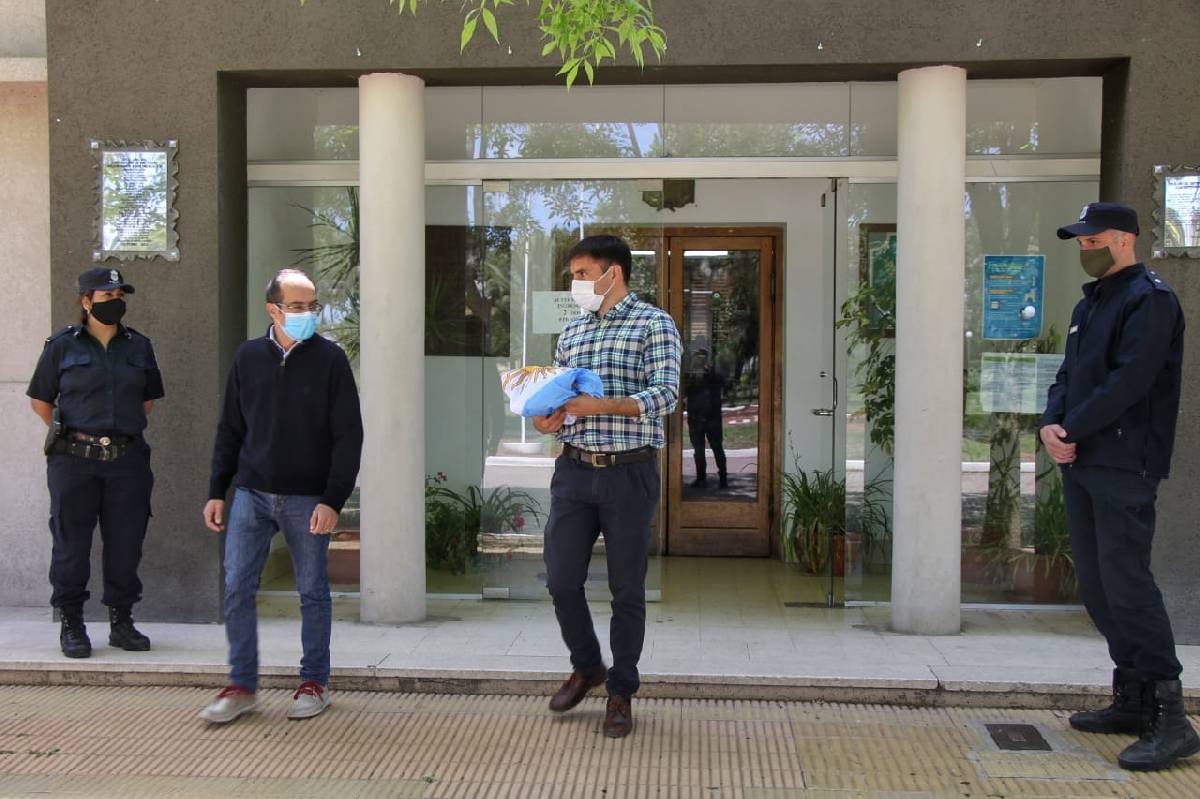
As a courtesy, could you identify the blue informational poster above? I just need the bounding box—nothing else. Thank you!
[983,254,1045,340]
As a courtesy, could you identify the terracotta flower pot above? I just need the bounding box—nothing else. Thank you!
[1011,555,1075,603]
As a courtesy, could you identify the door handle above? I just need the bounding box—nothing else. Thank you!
[812,372,838,416]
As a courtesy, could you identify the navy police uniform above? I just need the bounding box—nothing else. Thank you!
[27,270,163,618]
[1044,205,1185,683]
[1046,202,1200,772]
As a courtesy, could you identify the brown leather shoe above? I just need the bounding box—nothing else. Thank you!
[548,666,606,713]
[603,694,633,738]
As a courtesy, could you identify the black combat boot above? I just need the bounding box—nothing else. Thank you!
[59,606,91,659]
[1070,667,1143,734]
[108,606,151,651]
[1118,679,1200,771]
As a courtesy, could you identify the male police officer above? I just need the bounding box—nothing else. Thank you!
[28,267,163,658]
[1043,202,1195,771]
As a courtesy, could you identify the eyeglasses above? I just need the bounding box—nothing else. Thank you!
[273,302,322,314]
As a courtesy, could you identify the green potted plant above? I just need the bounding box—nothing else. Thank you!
[857,474,892,574]
[988,466,1076,602]
[781,450,846,574]
[424,473,543,575]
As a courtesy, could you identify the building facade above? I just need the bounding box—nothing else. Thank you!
[6,1,1197,635]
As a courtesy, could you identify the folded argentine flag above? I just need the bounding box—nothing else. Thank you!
[501,366,604,418]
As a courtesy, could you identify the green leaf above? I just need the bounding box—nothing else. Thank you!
[460,15,479,52]
[481,7,500,42]
[583,60,594,84]
[541,40,557,56]
[556,56,579,75]
[566,62,581,88]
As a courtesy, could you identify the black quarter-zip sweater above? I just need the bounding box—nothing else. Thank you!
[1041,264,1185,479]
[208,329,363,512]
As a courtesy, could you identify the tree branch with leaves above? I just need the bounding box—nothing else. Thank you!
[298,0,667,87]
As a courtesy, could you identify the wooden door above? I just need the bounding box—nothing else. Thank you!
[666,235,777,556]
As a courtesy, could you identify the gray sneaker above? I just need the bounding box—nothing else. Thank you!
[287,681,331,720]
[198,686,257,724]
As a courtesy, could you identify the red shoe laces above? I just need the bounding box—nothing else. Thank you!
[217,685,251,699]
[293,681,324,699]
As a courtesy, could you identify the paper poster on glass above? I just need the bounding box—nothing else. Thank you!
[92,139,179,262]
[979,352,1064,415]
[531,291,582,334]
[983,254,1044,340]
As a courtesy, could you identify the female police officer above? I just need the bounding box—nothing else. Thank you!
[26,267,164,658]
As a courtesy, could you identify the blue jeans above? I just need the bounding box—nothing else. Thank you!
[223,488,331,692]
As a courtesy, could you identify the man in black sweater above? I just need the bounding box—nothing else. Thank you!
[199,269,363,725]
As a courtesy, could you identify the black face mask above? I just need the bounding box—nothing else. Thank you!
[89,298,126,326]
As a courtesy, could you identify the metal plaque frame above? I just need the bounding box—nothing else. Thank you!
[1152,163,1200,259]
[92,138,180,262]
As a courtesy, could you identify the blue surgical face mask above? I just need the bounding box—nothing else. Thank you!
[282,311,319,341]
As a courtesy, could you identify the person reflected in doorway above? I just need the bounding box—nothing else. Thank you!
[684,348,727,489]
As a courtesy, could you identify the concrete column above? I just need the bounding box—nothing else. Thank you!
[890,66,966,635]
[0,80,50,608]
[358,73,426,623]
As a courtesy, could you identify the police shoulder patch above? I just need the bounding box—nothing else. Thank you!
[45,325,76,344]
[1145,271,1174,293]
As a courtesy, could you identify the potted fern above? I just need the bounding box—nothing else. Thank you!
[781,453,847,574]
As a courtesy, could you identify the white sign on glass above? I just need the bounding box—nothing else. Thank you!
[979,352,1064,415]
[532,291,583,334]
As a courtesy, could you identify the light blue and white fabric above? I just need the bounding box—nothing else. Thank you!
[501,366,604,418]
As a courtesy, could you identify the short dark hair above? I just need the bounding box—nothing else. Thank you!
[265,268,313,304]
[567,235,632,284]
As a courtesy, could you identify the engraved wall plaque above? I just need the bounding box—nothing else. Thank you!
[92,139,179,262]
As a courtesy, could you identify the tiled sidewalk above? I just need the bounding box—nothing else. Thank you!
[2,686,1200,797]
[3,598,1200,706]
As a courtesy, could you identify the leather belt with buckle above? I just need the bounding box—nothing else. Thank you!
[63,432,136,462]
[563,444,656,468]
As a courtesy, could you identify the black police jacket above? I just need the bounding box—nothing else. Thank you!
[1041,264,1184,478]
[27,324,165,437]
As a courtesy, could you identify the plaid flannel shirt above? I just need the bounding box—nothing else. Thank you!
[553,293,682,451]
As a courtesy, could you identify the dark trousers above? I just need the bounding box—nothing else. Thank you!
[1062,464,1181,681]
[543,453,660,698]
[46,447,153,610]
[687,417,726,479]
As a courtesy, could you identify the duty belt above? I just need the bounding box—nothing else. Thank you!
[62,432,137,462]
[563,443,656,468]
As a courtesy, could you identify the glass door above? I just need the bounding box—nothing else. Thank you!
[667,235,776,556]
[476,180,666,599]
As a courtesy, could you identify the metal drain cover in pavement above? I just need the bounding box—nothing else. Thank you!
[986,723,1052,751]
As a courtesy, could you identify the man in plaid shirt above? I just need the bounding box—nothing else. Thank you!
[533,235,681,739]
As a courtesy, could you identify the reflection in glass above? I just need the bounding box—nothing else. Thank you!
[481,86,663,159]
[840,181,1099,605]
[664,84,850,157]
[680,250,759,501]
[99,149,171,254]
